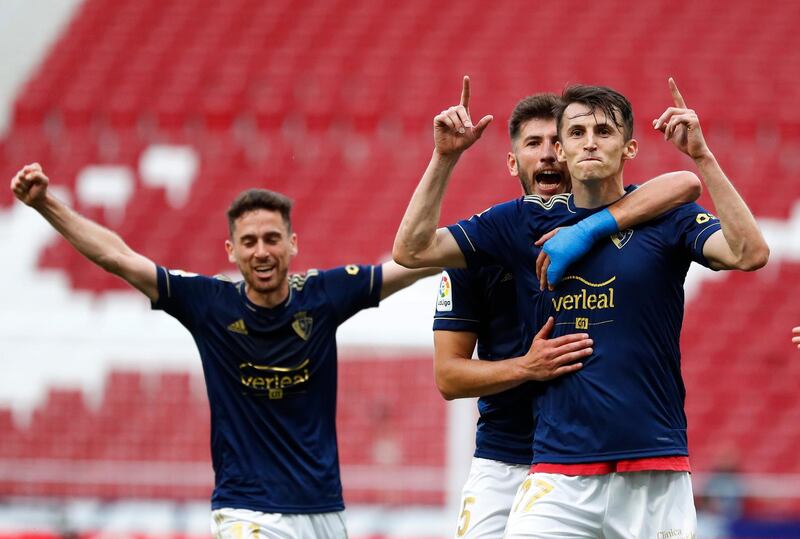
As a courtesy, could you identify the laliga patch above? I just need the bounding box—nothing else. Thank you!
[610,229,633,249]
[436,271,453,312]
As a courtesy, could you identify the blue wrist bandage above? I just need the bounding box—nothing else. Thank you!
[543,208,619,285]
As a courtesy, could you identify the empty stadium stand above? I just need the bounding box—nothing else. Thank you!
[1,0,800,523]
[0,360,446,505]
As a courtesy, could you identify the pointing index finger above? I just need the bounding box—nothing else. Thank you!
[669,77,686,108]
[460,75,470,111]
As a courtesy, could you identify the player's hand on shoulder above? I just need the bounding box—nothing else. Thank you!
[433,75,493,157]
[11,163,49,207]
[519,317,592,381]
[652,78,711,160]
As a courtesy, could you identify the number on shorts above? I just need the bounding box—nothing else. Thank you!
[512,477,554,513]
[231,522,260,539]
[456,495,476,537]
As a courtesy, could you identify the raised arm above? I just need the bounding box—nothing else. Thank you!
[434,318,591,400]
[654,78,769,271]
[535,169,703,288]
[379,260,440,300]
[11,163,159,301]
[392,76,493,269]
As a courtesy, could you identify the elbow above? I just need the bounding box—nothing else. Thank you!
[391,243,423,269]
[679,171,703,203]
[97,252,123,274]
[436,385,458,401]
[433,372,458,401]
[740,244,770,272]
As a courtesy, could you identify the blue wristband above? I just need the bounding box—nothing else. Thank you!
[543,208,620,285]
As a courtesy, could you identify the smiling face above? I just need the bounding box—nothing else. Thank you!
[508,117,570,198]
[225,208,297,306]
[555,102,637,184]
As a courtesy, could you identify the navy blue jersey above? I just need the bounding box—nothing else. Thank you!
[448,192,722,463]
[152,264,382,513]
[432,267,534,465]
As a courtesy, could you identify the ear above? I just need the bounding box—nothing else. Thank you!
[622,138,638,160]
[225,239,236,264]
[555,140,566,163]
[507,151,518,176]
[290,232,298,257]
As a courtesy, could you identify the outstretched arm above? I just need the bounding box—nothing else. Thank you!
[379,261,440,300]
[392,76,493,269]
[434,318,592,400]
[536,170,703,289]
[11,163,159,301]
[654,78,769,271]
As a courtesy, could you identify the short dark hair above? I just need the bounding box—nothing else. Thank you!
[227,188,293,236]
[556,85,634,141]
[508,93,563,143]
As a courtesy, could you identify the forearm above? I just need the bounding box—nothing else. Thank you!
[392,151,461,267]
[35,194,135,274]
[435,356,527,400]
[379,261,440,300]
[609,171,701,229]
[694,152,769,270]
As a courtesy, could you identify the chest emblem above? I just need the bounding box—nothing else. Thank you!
[610,229,634,249]
[292,312,313,341]
[227,319,248,335]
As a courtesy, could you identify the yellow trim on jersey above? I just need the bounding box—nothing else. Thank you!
[523,193,574,212]
[289,269,320,292]
[561,275,616,288]
[241,358,310,372]
[455,223,477,252]
[693,223,721,252]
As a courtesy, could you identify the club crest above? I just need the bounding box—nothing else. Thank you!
[292,312,313,341]
[610,229,634,249]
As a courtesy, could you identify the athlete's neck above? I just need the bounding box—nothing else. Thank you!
[246,281,290,308]
[571,175,625,209]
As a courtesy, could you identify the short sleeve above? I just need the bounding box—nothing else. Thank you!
[151,266,218,329]
[446,199,524,270]
[432,269,481,333]
[320,264,382,323]
[665,202,723,267]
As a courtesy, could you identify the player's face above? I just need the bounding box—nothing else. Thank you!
[555,103,637,183]
[225,209,298,297]
[507,118,570,198]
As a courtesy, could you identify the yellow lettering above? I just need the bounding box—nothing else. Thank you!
[552,297,563,311]
[609,287,615,307]
[252,377,266,390]
[280,376,293,388]
[562,295,574,310]
[597,294,608,309]
[586,294,597,309]
[241,376,253,387]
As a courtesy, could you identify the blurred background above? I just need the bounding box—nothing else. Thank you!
[1,0,799,538]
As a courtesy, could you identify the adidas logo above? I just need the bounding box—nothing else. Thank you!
[227,319,248,335]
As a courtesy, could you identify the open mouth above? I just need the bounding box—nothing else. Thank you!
[535,169,564,189]
[254,265,276,279]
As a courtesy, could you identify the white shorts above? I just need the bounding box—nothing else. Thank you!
[454,457,531,538]
[504,471,696,539]
[211,507,347,539]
